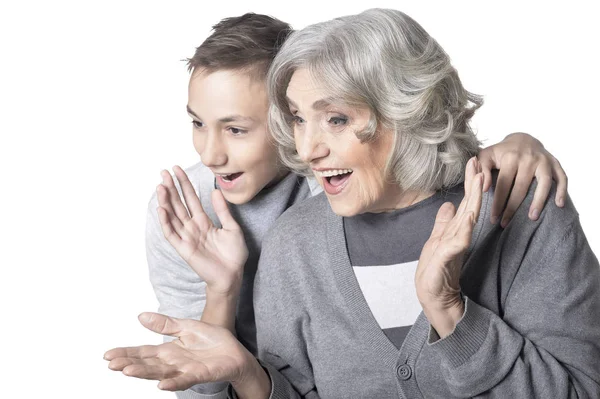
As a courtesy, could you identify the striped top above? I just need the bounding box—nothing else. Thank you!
[344,184,464,348]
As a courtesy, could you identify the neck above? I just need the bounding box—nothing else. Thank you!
[371,187,435,213]
[263,168,291,191]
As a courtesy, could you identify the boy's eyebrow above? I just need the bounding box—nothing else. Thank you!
[186,105,200,118]
[218,115,255,123]
[186,105,255,123]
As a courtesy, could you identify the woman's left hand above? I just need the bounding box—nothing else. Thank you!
[415,157,483,338]
[104,313,271,396]
[478,132,567,227]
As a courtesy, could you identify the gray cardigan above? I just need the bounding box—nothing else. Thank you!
[252,182,600,398]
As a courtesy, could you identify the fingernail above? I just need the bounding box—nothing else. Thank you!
[501,218,508,228]
[557,197,564,207]
[491,215,498,224]
[530,208,540,220]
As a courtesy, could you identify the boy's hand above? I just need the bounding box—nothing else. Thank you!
[478,132,567,228]
[157,166,248,296]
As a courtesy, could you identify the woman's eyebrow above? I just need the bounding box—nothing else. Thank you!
[312,99,333,110]
[285,97,335,111]
[285,96,298,109]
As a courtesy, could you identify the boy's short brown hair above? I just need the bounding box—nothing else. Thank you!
[187,13,292,80]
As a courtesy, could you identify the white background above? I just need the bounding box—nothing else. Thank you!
[1,1,598,398]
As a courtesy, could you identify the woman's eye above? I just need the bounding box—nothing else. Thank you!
[191,120,204,129]
[328,116,348,126]
[293,116,305,125]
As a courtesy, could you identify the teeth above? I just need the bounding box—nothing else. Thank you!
[314,169,353,177]
[215,172,238,182]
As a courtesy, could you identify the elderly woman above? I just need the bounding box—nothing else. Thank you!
[106,9,600,398]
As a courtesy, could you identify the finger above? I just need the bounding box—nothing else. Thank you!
[105,345,160,361]
[451,172,482,237]
[429,202,456,241]
[453,157,477,222]
[161,170,191,223]
[529,175,552,221]
[500,165,534,228]
[157,206,182,246]
[491,156,518,224]
[467,173,484,225]
[173,165,206,218]
[158,372,207,391]
[122,363,180,381]
[104,347,125,361]
[430,211,475,266]
[455,210,476,252]
[477,151,494,192]
[157,185,184,231]
[108,357,163,371]
[552,159,568,207]
[463,157,477,199]
[138,312,183,337]
[138,312,201,338]
[211,190,240,231]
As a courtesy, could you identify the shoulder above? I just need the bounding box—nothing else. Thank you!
[268,192,331,240]
[259,192,332,271]
[485,172,578,232]
[471,172,580,259]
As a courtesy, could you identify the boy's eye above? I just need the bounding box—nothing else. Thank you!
[327,116,348,126]
[228,127,247,135]
[191,120,204,129]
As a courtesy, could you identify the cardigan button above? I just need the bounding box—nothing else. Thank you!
[397,364,412,380]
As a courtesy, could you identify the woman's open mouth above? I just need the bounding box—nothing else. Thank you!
[315,169,353,195]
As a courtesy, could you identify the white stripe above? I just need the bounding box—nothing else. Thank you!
[352,260,422,329]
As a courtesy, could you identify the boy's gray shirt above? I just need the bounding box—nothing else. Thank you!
[251,181,600,398]
[146,162,315,398]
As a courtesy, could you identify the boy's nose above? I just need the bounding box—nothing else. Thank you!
[201,134,228,167]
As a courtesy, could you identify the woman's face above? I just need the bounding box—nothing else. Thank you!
[286,68,418,216]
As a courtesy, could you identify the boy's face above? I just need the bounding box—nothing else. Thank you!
[187,69,285,205]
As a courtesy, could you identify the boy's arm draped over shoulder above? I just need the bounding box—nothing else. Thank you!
[430,184,600,398]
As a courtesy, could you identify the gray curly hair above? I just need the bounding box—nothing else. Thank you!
[267,8,482,192]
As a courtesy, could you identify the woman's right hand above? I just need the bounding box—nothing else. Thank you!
[157,166,248,295]
[105,312,271,397]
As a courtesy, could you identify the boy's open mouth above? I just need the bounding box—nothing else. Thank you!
[220,172,243,182]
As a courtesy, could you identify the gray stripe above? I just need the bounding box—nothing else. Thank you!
[344,184,464,266]
[383,325,413,350]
